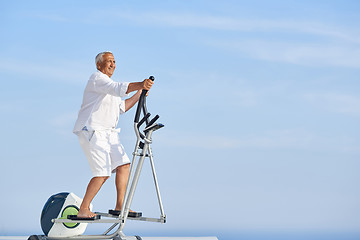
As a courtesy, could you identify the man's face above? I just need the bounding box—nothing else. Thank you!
[97,53,116,77]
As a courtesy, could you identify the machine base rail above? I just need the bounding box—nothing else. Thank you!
[52,212,165,224]
[29,235,218,240]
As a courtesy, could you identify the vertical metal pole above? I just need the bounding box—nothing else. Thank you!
[147,146,166,218]
[120,124,141,218]
[118,130,153,232]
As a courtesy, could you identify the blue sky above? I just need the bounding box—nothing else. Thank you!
[0,0,359,238]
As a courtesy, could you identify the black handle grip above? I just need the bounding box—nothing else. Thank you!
[141,76,155,96]
[147,115,159,127]
[141,76,155,95]
[134,76,155,123]
[138,113,151,128]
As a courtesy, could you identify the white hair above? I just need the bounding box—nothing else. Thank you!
[95,51,113,69]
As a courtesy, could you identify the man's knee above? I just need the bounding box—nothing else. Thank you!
[93,176,110,183]
[116,163,130,172]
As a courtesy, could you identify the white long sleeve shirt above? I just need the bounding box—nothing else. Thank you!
[73,71,129,133]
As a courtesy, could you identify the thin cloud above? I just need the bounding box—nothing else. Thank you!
[22,8,360,44]
[158,129,360,154]
[206,39,360,68]
[32,13,70,22]
[20,10,360,68]
[49,111,78,137]
[105,10,360,43]
[50,112,78,128]
[304,92,360,115]
[0,58,89,84]
[100,10,360,68]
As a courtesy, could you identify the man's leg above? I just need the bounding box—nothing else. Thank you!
[78,176,109,218]
[114,163,130,211]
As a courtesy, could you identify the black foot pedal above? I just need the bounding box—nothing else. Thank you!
[67,215,101,220]
[108,209,142,218]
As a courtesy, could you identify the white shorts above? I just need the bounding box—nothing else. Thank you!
[78,129,130,177]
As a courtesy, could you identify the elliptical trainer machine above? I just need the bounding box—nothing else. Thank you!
[29,76,166,240]
[28,76,218,240]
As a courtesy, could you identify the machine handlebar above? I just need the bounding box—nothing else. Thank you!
[147,115,159,127]
[133,75,164,140]
[134,76,154,123]
[138,113,151,127]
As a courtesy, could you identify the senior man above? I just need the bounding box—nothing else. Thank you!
[73,51,153,219]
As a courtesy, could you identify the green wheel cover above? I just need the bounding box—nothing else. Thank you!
[61,206,80,228]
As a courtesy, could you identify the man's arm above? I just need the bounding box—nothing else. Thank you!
[126,78,153,94]
[124,90,142,112]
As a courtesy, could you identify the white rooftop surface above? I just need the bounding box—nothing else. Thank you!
[0,237,218,240]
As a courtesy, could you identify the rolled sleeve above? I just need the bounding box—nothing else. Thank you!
[119,100,126,114]
[119,82,130,98]
[92,72,130,97]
